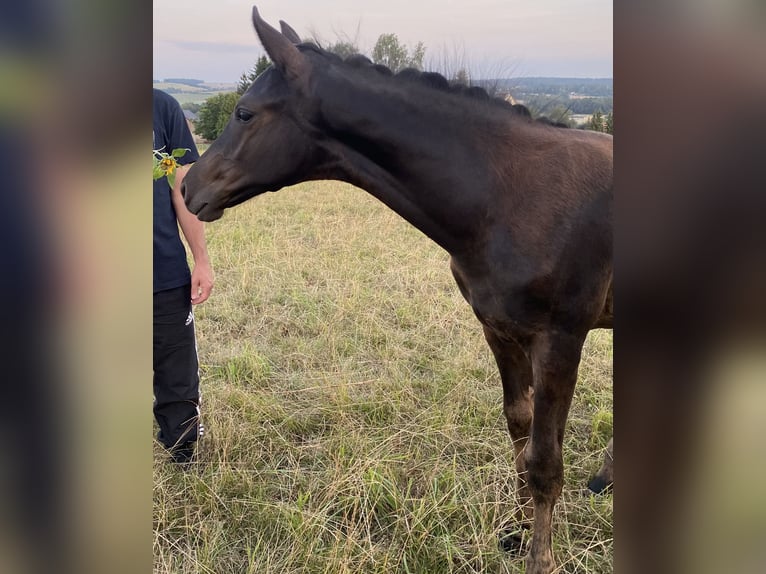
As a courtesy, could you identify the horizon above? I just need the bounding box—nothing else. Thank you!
[154,1,612,83]
[153,75,614,85]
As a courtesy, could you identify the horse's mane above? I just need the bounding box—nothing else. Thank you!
[296,42,567,127]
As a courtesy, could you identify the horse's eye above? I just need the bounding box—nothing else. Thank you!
[236,108,254,122]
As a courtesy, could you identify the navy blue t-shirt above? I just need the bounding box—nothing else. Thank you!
[153,89,200,293]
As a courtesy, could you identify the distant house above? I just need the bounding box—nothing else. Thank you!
[182,110,205,144]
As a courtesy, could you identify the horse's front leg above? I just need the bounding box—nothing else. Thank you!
[482,327,534,553]
[525,330,587,574]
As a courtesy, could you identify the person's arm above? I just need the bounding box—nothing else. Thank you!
[171,164,214,304]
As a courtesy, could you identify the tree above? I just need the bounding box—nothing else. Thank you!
[237,55,272,95]
[587,110,605,132]
[453,68,470,86]
[195,92,238,141]
[605,111,614,135]
[371,33,425,72]
[325,40,359,59]
[409,41,426,70]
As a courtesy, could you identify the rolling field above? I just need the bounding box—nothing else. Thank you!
[154,82,235,105]
[153,181,613,573]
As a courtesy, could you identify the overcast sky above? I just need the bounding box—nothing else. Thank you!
[153,0,612,82]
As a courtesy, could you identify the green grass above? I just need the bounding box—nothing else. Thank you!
[154,181,613,573]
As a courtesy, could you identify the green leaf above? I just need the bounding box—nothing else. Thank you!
[171,148,190,159]
[167,171,177,189]
[153,165,166,180]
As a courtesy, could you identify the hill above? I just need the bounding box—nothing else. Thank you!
[154,80,237,105]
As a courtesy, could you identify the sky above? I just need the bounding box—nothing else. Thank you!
[153,0,612,83]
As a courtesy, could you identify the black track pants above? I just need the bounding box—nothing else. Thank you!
[153,284,200,448]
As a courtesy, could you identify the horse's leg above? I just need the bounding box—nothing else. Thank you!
[525,330,587,574]
[587,436,613,494]
[482,327,534,553]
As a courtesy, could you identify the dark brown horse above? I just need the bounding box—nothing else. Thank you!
[183,7,612,573]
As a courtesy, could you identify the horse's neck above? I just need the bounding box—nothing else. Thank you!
[314,77,499,253]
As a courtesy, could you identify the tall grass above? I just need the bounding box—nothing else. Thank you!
[154,181,613,573]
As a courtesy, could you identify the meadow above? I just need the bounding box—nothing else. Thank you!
[153,181,613,573]
[155,82,236,105]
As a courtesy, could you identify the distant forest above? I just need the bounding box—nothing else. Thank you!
[483,77,613,116]
[155,78,205,87]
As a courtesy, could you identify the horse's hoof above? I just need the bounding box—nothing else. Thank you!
[586,475,613,495]
[498,528,529,555]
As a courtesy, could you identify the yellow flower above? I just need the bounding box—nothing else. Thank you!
[160,157,177,175]
[153,148,189,186]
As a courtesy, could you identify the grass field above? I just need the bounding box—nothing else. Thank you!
[153,181,613,573]
[155,82,236,105]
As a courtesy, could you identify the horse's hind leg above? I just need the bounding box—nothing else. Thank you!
[525,330,587,574]
[587,436,613,494]
[482,327,534,553]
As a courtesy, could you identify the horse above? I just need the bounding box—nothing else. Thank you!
[182,7,613,574]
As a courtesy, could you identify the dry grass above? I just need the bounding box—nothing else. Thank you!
[154,181,613,573]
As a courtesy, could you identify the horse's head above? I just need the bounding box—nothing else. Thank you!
[183,7,320,221]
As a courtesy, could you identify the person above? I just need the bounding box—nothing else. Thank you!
[153,88,214,463]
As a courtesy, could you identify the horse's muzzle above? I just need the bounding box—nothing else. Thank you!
[191,200,225,222]
[181,180,217,220]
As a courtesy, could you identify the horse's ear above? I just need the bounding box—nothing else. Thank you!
[279,20,302,44]
[252,6,308,83]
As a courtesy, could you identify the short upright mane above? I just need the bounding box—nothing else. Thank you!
[297,42,561,125]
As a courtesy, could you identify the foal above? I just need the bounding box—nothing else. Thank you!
[183,8,613,573]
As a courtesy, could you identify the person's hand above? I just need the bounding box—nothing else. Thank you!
[190,260,214,304]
